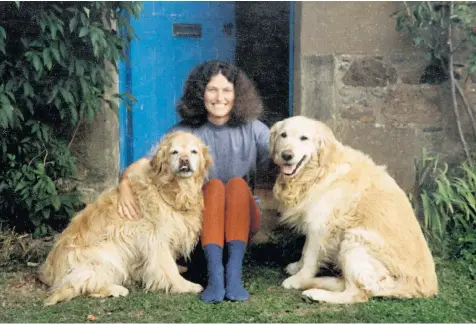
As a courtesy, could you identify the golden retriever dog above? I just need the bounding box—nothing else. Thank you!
[270,116,437,304]
[39,131,212,306]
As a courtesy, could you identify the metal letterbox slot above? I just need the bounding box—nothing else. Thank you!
[172,23,202,38]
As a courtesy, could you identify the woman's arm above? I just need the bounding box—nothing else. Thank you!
[254,120,279,186]
[255,120,271,170]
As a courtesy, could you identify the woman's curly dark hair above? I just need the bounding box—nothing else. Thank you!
[177,60,263,127]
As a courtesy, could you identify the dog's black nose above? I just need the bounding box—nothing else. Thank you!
[281,151,294,162]
[179,157,190,168]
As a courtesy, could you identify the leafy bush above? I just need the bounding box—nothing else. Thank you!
[395,2,476,72]
[0,1,141,236]
[413,152,476,278]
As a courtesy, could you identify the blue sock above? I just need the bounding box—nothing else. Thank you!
[201,244,225,303]
[225,240,249,301]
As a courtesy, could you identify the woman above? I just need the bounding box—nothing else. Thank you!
[118,60,270,303]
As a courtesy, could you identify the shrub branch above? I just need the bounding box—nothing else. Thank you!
[448,2,473,167]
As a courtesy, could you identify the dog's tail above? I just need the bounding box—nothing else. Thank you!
[44,283,77,306]
[42,268,99,306]
[38,245,70,287]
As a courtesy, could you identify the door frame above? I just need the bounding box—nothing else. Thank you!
[119,12,133,173]
[288,1,295,117]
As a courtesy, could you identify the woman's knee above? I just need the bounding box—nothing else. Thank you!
[204,178,225,194]
[225,177,248,190]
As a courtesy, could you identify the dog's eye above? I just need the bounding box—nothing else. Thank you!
[281,132,287,138]
[171,150,178,155]
[300,136,309,141]
[191,150,198,154]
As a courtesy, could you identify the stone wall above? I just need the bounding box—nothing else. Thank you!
[294,1,475,192]
[70,61,120,204]
[69,104,120,204]
[332,54,469,191]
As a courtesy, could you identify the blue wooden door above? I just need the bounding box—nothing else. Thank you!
[119,2,235,170]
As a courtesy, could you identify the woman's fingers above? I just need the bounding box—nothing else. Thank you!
[118,201,126,218]
[129,199,141,219]
[120,200,133,220]
[126,200,141,220]
[118,180,142,220]
[122,195,141,220]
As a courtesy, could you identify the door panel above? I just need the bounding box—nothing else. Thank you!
[120,1,235,168]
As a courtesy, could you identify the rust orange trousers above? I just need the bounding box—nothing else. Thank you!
[201,177,261,247]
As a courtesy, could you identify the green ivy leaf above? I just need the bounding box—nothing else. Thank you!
[59,88,75,105]
[31,216,42,227]
[50,46,61,64]
[47,86,59,104]
[32,54,42,72]
[0,26,6,39]
[42,48,52,70]
[51,195,61,211]
[59,41,67,58]
[49,21,58,40]
[79,26,89,38]
[69,15,78,32]
[23,82,34,97]
[42,209,50,220]
[75,60,84,77]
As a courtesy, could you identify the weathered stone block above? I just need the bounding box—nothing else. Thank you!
[337,87,387,123]
[389,53,426,84]
[341,105,376,123]
[336,121,424,192]
[300,55,335,121]
[382,84,445,129]
[342,57,397,87]
[70,104,120,204]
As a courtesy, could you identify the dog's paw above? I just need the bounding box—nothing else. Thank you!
[90,284,129,298]
[109,285,130,298]
[285,262,301,275]
[44,295,60,306]
[188,282,203,294]
[282,275,304,290]
[302,288,325,302]
[177,265,188,274]
[173,280,203,294]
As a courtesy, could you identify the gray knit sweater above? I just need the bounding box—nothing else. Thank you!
[145,120,271,185]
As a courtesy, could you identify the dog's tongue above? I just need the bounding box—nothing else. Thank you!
[282,165,295,175]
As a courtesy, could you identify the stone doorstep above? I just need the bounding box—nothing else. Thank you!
[251,188,281,245]
[254,188,279,211]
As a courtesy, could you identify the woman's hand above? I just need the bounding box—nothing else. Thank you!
[118,178,142,220]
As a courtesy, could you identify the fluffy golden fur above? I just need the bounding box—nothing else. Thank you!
[39,131,212,306]
[270,116,438,304]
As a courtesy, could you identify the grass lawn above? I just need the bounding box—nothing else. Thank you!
[0,250,475,323]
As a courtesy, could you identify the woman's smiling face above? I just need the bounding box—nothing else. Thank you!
[204,72,235,125]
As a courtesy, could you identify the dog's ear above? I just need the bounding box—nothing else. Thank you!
[269,120,283,159]
[313,121,337,164]
[150,136,171,177]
